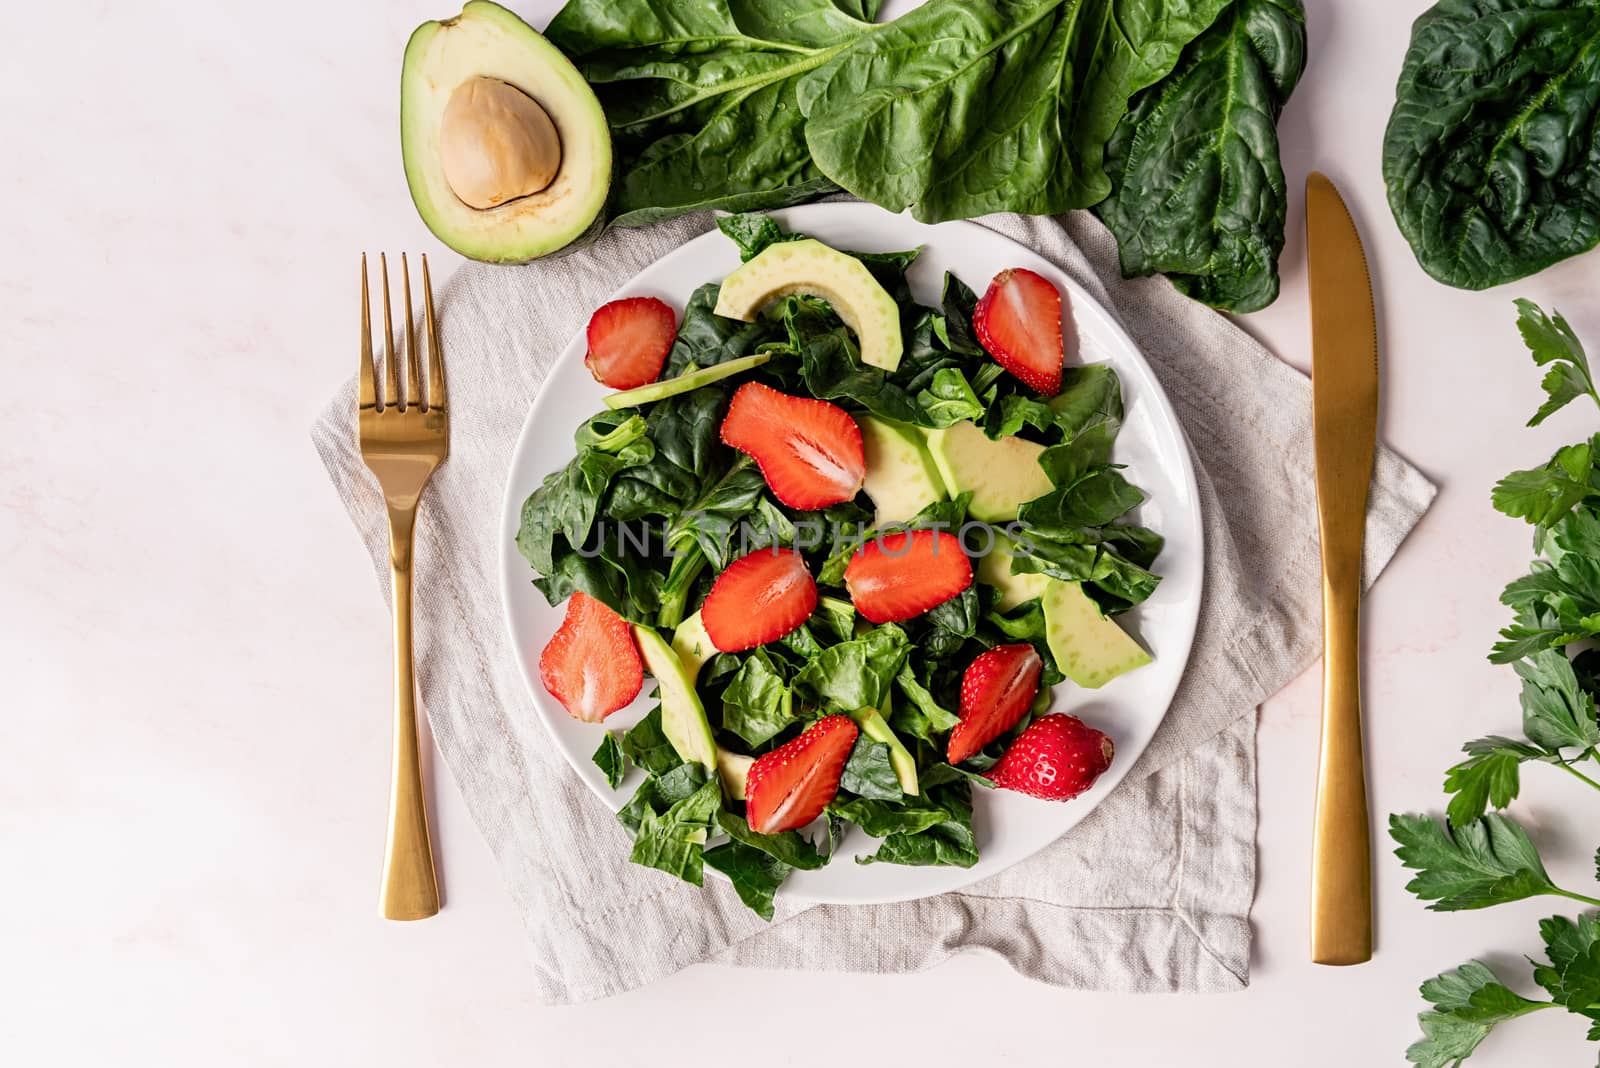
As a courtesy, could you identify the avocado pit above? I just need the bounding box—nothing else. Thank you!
[439,76,562,210]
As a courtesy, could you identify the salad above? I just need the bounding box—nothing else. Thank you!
[517,214,1162,918]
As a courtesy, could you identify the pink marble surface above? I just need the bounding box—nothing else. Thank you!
[5,1,1599,1063]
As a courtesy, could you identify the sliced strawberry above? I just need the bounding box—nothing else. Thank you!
[745,715,859,833]
[973,267,1065,395]
[844,529,972,624]
[987,713,1114,801]
[538,591,643,722]
[721,382,865,510]
[585,296,677,389]
[947,643,1044,765]
[701,548,819,652]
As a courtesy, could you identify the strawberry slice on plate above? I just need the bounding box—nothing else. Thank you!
[701,547,819,652]
[844,528,972,624]
[947,643,1044,765]
[585,296,677,389]
[746,714,859,834]
[987,713,1114,801]
[973,267,1065,395]
[721,382,865,510]
[538,591,643,722]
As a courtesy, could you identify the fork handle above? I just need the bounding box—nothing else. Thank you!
[379,507,440,921]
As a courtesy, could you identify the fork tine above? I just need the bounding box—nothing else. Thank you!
[380,252,398,410]
[359,254,375,409]
[401,254,421,411]
[422,254,445,410]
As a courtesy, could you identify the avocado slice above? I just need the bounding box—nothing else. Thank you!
[401,1,611,263]
[976,533,1050,611]
[669,611,717,684]
[632,626,718,772]
[604,353,770,410]
[1041,579,1152,689]
[924,420,1055,522]
[858,414,946,525]
[849,698,919,796]
[714,239,903,371]
[717,749,754,801]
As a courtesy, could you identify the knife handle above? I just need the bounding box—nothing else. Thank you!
[1310,571,1372,965]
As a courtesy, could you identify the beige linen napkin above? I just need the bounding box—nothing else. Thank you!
[312,209,1434,1002]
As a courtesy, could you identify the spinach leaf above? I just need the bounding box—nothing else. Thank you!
[840,738,903,801]
[662,282,775,378]
[629,774,723,885]
[856,778,978,868]
[516,411,653,575]
[545,0,878,227]
[798,0,1231,221]
[891,666,962,742]
[715,810,827,870]
[793,624,912,710]
[1384,0,1600,290]
[702,839,791,920]
[622,708,685,775]
[720,648,798,746]
[1097,0,1307,312]
[593,733,626,789]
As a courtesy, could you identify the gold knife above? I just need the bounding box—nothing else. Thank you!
[1306,171,1377,966]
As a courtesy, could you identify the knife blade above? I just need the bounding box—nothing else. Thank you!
[1305,171,1377,967]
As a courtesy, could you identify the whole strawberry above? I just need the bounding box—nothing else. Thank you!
[987,714,1113,801]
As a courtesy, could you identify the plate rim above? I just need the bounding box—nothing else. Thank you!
[496,201,1204,907]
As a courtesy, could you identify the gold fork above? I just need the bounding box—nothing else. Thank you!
[358,252,447,921]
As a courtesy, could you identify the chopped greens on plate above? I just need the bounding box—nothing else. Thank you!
[523,214,1159,917]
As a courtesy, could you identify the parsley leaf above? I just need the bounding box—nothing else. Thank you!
[1515,300,1599,427]
[1443,736,1558,827]
[1533,914,1600,1016]
[1405,961,1551,1068]
[1514,649,1600,752]
[592,732,625,789]
[1492,441,1596,530]
[1390,812,1559,911]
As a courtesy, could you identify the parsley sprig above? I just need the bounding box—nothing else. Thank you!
[1395,301,1600,1066]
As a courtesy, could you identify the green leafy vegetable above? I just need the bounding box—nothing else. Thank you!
[840,738,903,801]
[1390,812,1559,911]
[1097,0,1307,312]
[720,649,798,747]
[702,839,791,920]
[1517,300,1600,427]
[622,708,686,775]
[799,0,1230,221]
[1397,300,1600,1065]
[1384,0,1600,290]
[1443,736,1557,827]
[793,624,912,711]
[544,0,880,227]
[593,732,626,789]
[547,0,1305,310]
[1405,961,1554,1068]
[715,810,827,870]
[621,766,722,884]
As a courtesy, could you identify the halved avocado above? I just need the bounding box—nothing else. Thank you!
[401,1,611,263]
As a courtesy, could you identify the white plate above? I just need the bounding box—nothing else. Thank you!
[498,202,1203,907]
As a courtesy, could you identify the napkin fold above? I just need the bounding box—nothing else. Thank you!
[313,209,1434,1002]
